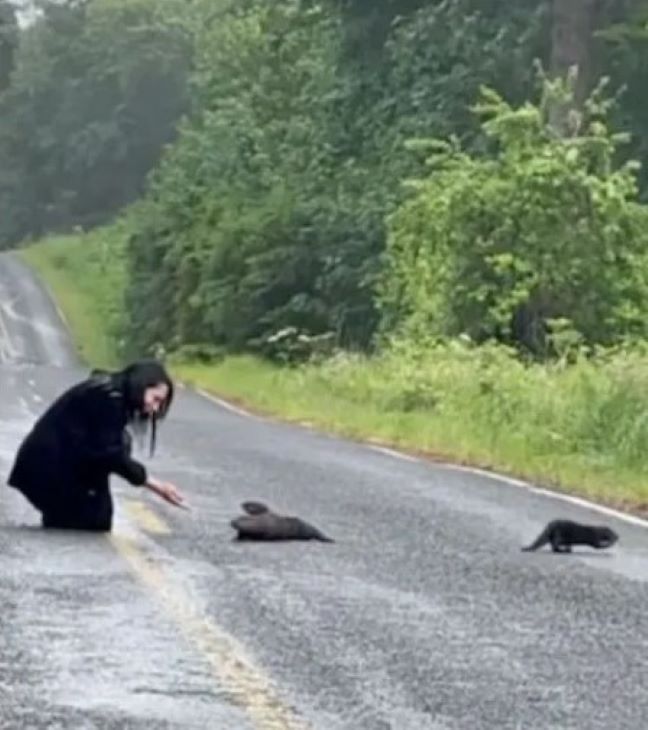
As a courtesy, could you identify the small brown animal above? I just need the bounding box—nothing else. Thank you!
[231,501,334,542]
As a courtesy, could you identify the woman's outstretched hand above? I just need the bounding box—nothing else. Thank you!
[146,477,189,510]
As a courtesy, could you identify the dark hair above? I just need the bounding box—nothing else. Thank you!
[103,359,174,456]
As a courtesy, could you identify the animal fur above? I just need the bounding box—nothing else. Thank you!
[521,519,618,553]
[231,501,334,542]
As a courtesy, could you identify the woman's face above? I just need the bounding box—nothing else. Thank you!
[142,382,170,416]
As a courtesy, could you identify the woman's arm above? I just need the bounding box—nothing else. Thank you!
[82,387,187,507]
[143,476,188,508]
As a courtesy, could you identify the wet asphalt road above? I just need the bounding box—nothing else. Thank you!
[1,250,648,730]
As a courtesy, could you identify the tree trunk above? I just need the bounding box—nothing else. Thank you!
[549,0,602,132]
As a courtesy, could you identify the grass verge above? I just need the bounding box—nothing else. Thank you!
[17,230,648,519]
[18,225,128,369]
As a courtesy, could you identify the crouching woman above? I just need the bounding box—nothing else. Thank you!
[7,359,186,531]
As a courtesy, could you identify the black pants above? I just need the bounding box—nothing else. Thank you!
[41,486,114,532]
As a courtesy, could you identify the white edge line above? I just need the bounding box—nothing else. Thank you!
[429,460,648,530]
[369,445,420,464]
[370,439,648,529]
[55,302,68,328]
[191,386,648,531]
[196,388,259,419]
[44,282,69,329]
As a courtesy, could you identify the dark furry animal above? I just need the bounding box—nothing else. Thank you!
[231,501,334,542]
[521,519,618,553]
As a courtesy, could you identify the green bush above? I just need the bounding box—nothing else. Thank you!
[380,74,648,356]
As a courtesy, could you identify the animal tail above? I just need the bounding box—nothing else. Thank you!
[521,526,550,552]
[314,530,335,543]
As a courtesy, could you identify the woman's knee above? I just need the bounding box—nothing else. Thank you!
[41,487,113,532]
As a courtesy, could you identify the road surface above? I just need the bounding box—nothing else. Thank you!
[1,250,648,730]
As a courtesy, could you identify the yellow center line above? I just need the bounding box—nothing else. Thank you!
[109,533,310,730]
[122,499,172,535]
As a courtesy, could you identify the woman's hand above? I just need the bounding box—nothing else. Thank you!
[145,477,189,510]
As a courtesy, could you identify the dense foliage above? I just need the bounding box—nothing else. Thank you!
[380,76,648,356]
[0,0,193,242]
[124,0,548,357]
[4,0,648,360]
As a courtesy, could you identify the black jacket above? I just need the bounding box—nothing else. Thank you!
[7,374,147,511]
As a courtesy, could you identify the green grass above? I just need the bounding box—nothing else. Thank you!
[19,224,128,369]
[17,227,648,516]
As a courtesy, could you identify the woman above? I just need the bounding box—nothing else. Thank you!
[7,359,186,531]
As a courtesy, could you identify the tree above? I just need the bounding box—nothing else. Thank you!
[0,0,17,91]
[380,77,648,356]
[549,0,605,132]
[0,0,193,247]
[123,0,554,359]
